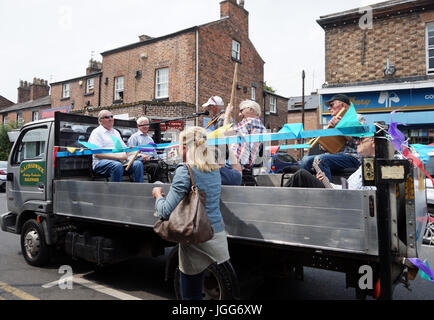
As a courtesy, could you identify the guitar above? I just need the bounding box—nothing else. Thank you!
[312,158,333,189]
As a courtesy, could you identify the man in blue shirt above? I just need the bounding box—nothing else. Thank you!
[128,116,162,182]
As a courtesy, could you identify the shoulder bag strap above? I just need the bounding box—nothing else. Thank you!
[184,164,197,188]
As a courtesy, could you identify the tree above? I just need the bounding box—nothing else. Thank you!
[263,81,275,93]
[0,122,17,161]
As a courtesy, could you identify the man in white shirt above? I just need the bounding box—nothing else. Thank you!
[128,116,162,182]
[88,110,144,182]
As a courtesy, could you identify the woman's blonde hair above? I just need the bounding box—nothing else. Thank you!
[179,126,219,172]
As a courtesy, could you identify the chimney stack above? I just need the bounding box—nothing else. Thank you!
[18,78,50,103]
[220,0,249,35]
[86,59,102,75]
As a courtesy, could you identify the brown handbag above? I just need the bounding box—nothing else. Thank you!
[153,164,214,244]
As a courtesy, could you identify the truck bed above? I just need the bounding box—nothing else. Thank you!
[53,180,379,256]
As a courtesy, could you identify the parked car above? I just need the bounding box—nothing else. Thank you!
[0,161,7,192]
[269,152,300,174]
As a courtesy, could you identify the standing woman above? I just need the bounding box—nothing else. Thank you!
[152,126,230,300]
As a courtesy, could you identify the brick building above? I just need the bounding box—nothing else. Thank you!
[51,0,265,128]
[263,90,289,132]
[50,60,102,113]
[317,0,434,144]
[0,79,51,126]
[287,94,320,159]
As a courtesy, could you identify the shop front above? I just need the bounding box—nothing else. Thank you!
[319,81,434,145]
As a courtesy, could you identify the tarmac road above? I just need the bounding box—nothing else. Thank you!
[0,192,433,301]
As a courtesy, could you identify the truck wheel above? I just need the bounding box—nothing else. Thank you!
[174,262,239,300]
[20,219,51,267]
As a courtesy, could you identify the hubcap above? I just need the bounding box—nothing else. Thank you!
[24,229,40,259]
[202,270,221,300]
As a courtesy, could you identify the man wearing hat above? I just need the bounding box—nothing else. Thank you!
[300,94,366,181]
[202,96,229,132]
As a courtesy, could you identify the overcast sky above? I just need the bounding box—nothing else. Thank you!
[0,0,379,103]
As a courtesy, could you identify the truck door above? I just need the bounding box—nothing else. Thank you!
[8,124,50,213]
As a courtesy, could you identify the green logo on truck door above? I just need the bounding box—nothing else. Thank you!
[20,162,46,186]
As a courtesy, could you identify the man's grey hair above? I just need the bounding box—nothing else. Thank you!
[239,100,261,116]
[98,110,111,119]
[137,116,150,124]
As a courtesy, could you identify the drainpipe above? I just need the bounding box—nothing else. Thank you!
[195,28,199,126]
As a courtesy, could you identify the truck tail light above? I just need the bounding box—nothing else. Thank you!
[374,278,381,299]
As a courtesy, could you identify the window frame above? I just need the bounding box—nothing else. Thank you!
[270,96,277,114]
[232,40,241,61]
[17,111,23,124]
[3,113,8,125]
[251,87,256,101]
[12,125,48,166]
[155,68,169,99]
[426,22,434,74]
[86,78,95,94]
[114,76,124,102]
[62,83,70,99]
[32,111,39,122]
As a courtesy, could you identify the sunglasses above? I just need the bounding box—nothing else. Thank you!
[138,124,149,127]
[101,115,114,119]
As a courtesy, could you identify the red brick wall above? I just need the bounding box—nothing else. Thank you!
[198,17,264,123]
[263,93,288,132]
[51,75,101,111]
[100,33,197,107]
[325,11,429,84]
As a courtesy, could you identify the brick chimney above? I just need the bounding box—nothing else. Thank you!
[220,0,249,35]
[86,59,102,75]
[17,80,31,103]
[29,78,50,101]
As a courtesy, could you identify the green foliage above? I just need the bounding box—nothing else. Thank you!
[263,81,275,93]
[0,122,17,161]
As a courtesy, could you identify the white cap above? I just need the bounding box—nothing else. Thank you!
[202,96,224,108]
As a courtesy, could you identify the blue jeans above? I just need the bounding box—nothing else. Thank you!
[94,159,144,182]
[300,153,360,181]
[179,270,204,300]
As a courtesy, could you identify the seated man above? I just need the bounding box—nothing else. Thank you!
[128,116,162,183]
[300,94,366,181]
[286,137,376,190]
[225,100,267,170]
[88,110,144,183]
[202,95,228,132]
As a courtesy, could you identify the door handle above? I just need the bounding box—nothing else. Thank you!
[38,183,45,190]
[7,173,13,181]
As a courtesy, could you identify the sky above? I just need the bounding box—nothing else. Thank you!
[0,0,380,104]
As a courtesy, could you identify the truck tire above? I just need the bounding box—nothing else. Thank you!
[20,219,51,267]
[174,262,239,300]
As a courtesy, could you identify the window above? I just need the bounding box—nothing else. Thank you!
[3,114,7,125]
[251,87,256,101]
[32,111,39,122]
[427,23,434,74]
[155,68,169,99]
[270,96,277,114]
[232,40,240,61]
[17,112,23,124]
[114,76,124,101]
[86,78,95,94]
[14,127,48,165]
[62,83,70,99]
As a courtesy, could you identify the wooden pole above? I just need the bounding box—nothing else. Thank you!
[224,63,239,126]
